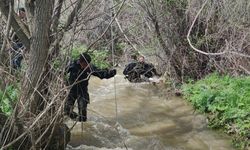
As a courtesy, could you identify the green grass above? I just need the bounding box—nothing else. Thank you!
[182,73,250,149]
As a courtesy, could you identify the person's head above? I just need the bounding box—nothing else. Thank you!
[138,55,145,63]
[79,53,91,68]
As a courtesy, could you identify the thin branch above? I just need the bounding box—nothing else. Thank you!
[0,0,13,61]
[239,65,250,75]
[86,0,126,51]
[187,0,226,56]
[51,0,65,34]
[64,0,85,30]
[115,17,138,52]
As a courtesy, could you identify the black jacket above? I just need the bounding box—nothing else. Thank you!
[123,62,157,78]
[66,60,116,94]
[11,42,24,69]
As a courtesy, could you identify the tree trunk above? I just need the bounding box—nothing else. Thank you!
[19,0,53,114]
[0,0,83,149]
[153,18,170,57]
[17,0,54,149]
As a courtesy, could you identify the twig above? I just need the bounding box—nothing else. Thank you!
[115,16,138,52]
[86,0,126,51]
[239,65,250,75]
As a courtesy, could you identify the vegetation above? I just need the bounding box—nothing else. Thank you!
[0,85,19,115]
[52,46,112,71]
[0,0,249,149]
[182,73,250,149]
[71,46,112,69]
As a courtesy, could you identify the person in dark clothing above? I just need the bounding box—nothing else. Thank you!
[10,42,24,69]
[65,53,116,122]
[123,55,159,83]
[9,8,26,69]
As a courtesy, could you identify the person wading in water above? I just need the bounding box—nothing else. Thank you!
[65,53,116,122]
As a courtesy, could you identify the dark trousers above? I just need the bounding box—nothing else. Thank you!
[65,87,89,119]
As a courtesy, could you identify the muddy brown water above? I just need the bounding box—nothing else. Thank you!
[66,73,234,150]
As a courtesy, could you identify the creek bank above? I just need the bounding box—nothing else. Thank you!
[182,73,250,149]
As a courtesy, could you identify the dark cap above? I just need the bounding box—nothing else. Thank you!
[79,53,91,63]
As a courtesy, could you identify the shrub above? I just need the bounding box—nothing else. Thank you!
[182,73,250,149]
[0,85,19,115]
[71,46,111,69]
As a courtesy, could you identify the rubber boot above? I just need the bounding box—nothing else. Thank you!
[78,99,87,122]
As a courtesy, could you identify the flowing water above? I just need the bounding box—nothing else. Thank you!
[66,73,234,150]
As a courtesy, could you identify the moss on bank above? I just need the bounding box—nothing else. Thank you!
[182,73,250,149]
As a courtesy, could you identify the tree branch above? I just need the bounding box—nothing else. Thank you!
[51,0,65,34]
[0,0,30,49]
[0,0,13,63]
[25,0,35,33]
[115,17,138,52]
[64,0,85,30]
[187,0,226,56]
[87,0,126,51]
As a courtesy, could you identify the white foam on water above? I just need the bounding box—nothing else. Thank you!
[67,144,132,150]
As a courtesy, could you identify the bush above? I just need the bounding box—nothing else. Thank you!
[182,73,250,149]
[51,45,112,71]
[71,46,111,69]
[89,50,111,69]
[0,85,19,115]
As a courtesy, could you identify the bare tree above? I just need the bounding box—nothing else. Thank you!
[0,0,86,149]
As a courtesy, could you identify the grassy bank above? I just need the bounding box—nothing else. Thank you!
[182,73,250,149]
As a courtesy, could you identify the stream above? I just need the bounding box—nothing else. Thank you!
[66,72,234,150]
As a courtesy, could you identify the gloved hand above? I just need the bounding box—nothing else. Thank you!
[109,69,117,77]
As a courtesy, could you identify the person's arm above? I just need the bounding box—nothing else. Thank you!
[91,65,116,79]
[65,61,74,74]
[148,63,161,76]
[143,63,161,77]
[64,61,78,85]
[123,62,136,75]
